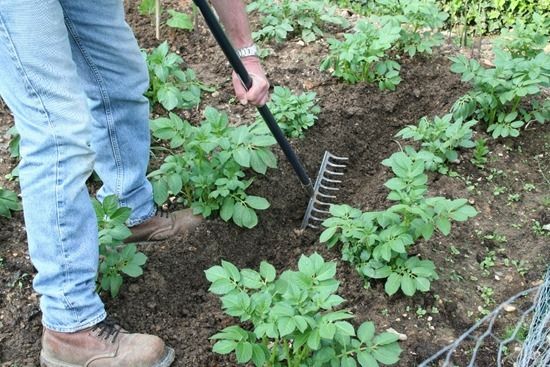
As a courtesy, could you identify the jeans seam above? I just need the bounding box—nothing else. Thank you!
[0,12,78,323]
[62,11,125,202]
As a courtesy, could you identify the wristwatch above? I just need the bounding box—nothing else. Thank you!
[235,44,258,58]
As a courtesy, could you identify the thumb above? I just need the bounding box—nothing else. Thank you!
[232,71,248,105]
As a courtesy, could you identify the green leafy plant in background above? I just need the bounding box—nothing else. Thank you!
[257,86,320,138]
[321,20,402,90]
[148,107,277,228]
[368,0,449,57]
[321,149,477,296]
[396,114,477,173]
[93,195,147,297]
[139,0,194,31]
[0,187,21,218]
[439,0,549,36]
[247,0,349,43]
[492,13,549,58]
[143,41,213,111]
[450,50,549,138]
[206,253,402,366]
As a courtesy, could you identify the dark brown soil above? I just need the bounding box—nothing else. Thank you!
[1,1,548,366]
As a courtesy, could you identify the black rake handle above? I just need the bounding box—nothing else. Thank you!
[192,0,314,195]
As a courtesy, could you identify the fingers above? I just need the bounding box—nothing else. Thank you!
[232,57,270,107]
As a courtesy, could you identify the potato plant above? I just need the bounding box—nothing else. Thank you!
[148,107,277,228]
[205,253,402,367]
[0,187,21,218]
[247,0,348,43]
[450,50,549,138]
[321,20,402,90]
[92,195,147,298]
[321,149,477,296]
[492,13,549,59]
[257,86,320,138]
[143,41,213,111]
[396,114,477,173]
[368,0,448,57]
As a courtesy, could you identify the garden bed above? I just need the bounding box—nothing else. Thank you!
[0,1,549,366]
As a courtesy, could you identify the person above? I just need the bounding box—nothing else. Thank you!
[0,0,269,366]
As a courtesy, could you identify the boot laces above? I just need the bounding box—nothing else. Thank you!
[91,318,122,343]
[156,206,171,218]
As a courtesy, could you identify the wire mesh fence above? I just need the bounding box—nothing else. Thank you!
[420,267,549,367]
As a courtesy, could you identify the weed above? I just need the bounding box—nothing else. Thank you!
[531,220,550,237]
[523,183,536,192]
[479,250,496,274]
[471,138,489,168]
[492,186,506,196]
[507,193,521,204]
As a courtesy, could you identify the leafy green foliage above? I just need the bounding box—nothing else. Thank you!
[321,149,477,296]
[321,20,402,90]
[206,253,402,366]
[396,114,476,173]
[450,50,549,138]
[247,0,349,43]
[493,13,549,58]
[143,41,212,111]
[149,107,277,228]
[368,0,448,57]
[166,9,194,30]
[257,86,320,138]
[93,195,147,298]
[471,138,490,168]
[0,187,21,218]
[440,0,549,35]
[138,0,156,16]
[6,126,20,180]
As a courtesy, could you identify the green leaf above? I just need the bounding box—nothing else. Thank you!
[241,269,263,289]
[233,148,251,167]
[400,274,416,296]
[357,321,375,343]
[222,260,241,281]
[220,197,235,222]
[212,340,237,355]
[121,263,143,278]
[385,273,401,296]
[260,261,276,282]
[357,351,379,367]
[209,278,236,295]
[241,206,258,229]
[335,321,355,336]
[319,322,337,339]
[251,344,267,367]
[166,10,194,30]
[235,341,253,363]
[245,196,270,210]
[341,356,357,367]
[320,226,337,243]
[205,265,229,282]
[372,344,401,364]
[374,332,399,345]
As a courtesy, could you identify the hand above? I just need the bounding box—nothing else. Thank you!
[232,57,270,106]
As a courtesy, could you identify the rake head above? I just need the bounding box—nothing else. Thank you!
[301,151,349,229]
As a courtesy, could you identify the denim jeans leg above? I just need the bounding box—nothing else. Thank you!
[0,0,106,332]
[59,0,156,226]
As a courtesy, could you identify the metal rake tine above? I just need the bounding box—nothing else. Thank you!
[311,207,330,214]
[317,192,337,199]
[321,177,342,184]
[323,169,345,176]
[319,183,340,191]
[327,162,347,169]
[326,152,349,161]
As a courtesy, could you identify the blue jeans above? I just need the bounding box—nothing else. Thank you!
[0,0,155,332]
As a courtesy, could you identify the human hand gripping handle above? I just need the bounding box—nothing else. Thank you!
[192,0,314,193]
[232,57,269,106]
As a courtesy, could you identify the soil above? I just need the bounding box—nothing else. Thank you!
[1,1,549,366]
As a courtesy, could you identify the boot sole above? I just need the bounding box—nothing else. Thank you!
[40,346,175,367]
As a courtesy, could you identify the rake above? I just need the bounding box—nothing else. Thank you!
[193,0,348,229]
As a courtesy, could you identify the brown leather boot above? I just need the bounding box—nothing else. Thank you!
[40,319,174,367]
[126,208,203,243]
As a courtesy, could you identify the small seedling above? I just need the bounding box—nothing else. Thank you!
[0,187,22,218]
[507,193,521,204]
[523,183,536,192]
[492,186,506,197]
[471,138,489,168]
